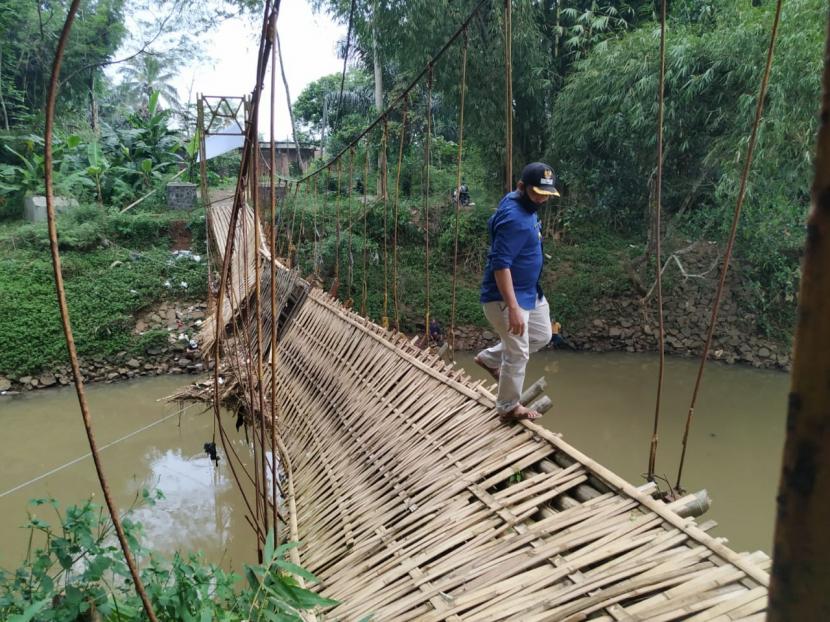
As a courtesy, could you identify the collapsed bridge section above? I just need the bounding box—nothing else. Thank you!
[181,196,770,620]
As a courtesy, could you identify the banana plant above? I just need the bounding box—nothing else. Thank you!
[86,140,109,206]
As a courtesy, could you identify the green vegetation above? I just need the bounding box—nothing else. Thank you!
[301,0,825,339]
[0,494,336,621]
[0,0,820,373]
[0,206,206,376]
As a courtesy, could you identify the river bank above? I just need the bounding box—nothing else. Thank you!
[0,300,209,394]
[2,302,790,397]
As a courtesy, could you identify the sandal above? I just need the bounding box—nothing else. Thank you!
[499,406,543,423]
[473,355,500,381]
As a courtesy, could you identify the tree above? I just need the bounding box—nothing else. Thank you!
[550,0,823,330]
[0,0,127,128]
[293,70,374,150]
[119,54,182,113]
[308,0,651,182]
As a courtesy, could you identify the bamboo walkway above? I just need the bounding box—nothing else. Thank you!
[180,198,771,620]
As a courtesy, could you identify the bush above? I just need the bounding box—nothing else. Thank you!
[0,495,337,621]
[0,247,206,376]
[106,211,171,247]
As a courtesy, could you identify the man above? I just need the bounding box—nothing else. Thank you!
[474,162,558,421]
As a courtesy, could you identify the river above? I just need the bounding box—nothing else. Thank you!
[0,351,788,571]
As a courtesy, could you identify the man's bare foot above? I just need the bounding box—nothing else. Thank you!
[474,355,500,381]
[499,405,542,423]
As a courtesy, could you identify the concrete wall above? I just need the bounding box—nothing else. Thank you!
[23,196,79,222]
[167,182,198,210]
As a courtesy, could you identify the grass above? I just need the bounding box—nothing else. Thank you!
[0,206,207,377]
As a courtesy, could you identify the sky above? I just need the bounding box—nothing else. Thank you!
[174,0,345,140]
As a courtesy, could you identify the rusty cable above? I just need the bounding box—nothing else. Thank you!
[450,29,468,357]
[647,0,667,483]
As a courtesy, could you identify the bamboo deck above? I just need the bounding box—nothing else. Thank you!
[178,198,771,620]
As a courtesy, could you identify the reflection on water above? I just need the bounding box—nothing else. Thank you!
[128,448,235,560]
[1,350,788,572]
[0,377,258,570]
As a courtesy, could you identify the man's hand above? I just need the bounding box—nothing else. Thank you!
[508,305,525,335]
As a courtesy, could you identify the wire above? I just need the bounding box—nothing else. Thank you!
[0,405,203,500]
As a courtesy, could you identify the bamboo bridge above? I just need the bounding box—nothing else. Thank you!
[175,196,771,621]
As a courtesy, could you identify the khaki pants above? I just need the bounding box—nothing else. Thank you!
[477,297,552,414]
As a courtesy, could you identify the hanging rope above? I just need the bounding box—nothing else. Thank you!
[675,0,783,491]
[450,29,468,356]
[381,116,390,329]
[423,66,434,344]
[239,126,263,540]
[647,0,667,483]
[287,181,301,267]
[299,181,309,264]
[268,19,279,536]
[250,93,270,543]
[503,0,513,190]
[275,179,287,258]
[347,146,356,305]
[361,143,370,315]
[331,158,342,298]
[392,97,408,331]
[208,0,285,555]
[312,171,321,276]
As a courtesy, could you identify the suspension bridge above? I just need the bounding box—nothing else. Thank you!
[40,0,830,619]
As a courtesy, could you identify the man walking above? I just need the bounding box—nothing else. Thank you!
[474,162,558,421]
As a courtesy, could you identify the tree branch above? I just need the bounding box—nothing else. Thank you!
[59,1,180,86]
[643,242,721,301]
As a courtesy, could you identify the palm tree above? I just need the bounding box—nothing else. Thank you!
[119,54,181,114]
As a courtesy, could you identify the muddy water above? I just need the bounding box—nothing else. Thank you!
[0,376,259,570]
[0,352,788,570]
[458,350,789,554]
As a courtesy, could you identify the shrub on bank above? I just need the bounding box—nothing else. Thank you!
[0,494,336,621]
[0,246,206,377]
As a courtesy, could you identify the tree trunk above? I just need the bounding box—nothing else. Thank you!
[320,96,328,161]
[373,16,385,197]
[88,71,99,134]
[0,49,9,131]
[554,1,561,60]
[768,15,830,620]
[275,30,305,173]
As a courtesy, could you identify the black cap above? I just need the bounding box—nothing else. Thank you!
[520,162,559,197]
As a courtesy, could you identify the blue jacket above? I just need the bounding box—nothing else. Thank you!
[480,191,544,310]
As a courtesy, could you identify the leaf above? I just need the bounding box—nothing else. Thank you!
[149,90,160,116]
[66,135,82,149]
[263,529,275,564]
[272,559,319,584]
[141,158,153,174]
[86,142,107,170]
[7,598,49,622]
[283,584,338,609]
